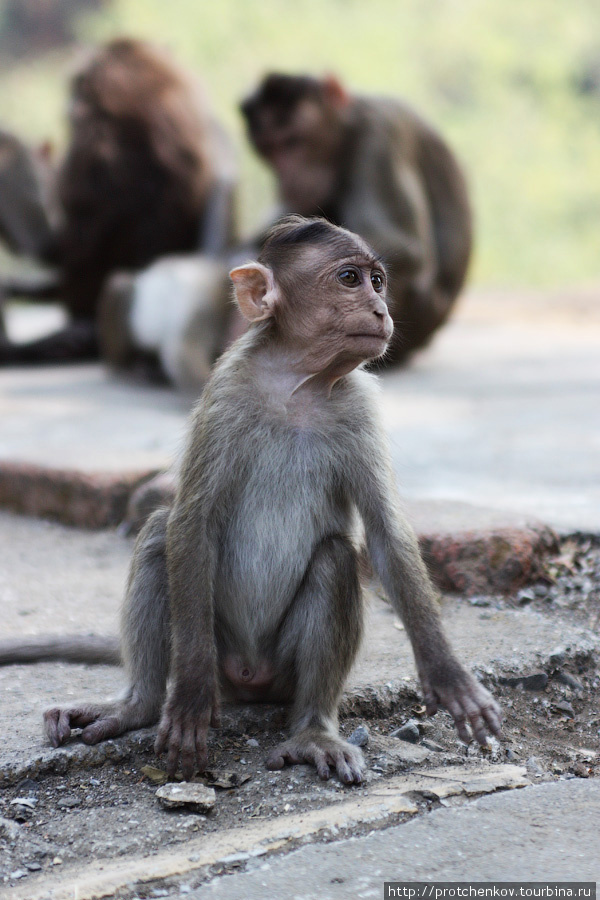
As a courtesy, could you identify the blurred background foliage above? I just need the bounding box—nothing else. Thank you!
[0,0,599,288]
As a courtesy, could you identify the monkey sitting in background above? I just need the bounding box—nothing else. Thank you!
[0,38,236,366]
[19,217,501,784]
[241,73,472,365]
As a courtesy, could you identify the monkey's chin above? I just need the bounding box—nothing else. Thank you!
[348,333,389,359]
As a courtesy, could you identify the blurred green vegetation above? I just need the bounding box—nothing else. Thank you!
[0,0,599,287]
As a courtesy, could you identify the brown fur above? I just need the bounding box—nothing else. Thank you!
[0,38,236,365]
[242,74,472,363]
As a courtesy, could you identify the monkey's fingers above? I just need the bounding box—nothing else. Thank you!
[44,706,100,748]
[165,721,183,778]
[481,696,503,737]
[44,708,73,747]
[422,690,439,717]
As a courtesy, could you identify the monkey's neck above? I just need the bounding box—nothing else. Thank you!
[249,340,355,407]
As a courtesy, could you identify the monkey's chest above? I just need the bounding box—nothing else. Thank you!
[216,436,348,611]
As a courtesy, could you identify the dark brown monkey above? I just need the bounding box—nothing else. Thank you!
[0,38,236,366]
[6,218,500,784]
[241,74,472,364]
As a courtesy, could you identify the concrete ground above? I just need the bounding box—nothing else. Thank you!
[191,779,600,897]
[0,287,599,897]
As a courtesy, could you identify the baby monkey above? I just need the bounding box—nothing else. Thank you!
[44,216,501,784]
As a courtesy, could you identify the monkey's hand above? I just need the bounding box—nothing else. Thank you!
[417,655,502,746]
[155,683,220,780]
[266,728,365,785]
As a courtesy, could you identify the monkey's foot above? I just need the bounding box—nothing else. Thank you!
[266,729,364,785]
[44,701,153,748]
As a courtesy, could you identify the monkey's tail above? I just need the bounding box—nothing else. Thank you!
[0,635,121,666]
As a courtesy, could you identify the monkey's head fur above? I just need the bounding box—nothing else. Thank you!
[230,216,394,378]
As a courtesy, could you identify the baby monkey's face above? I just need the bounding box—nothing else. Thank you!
[279,241,394,373]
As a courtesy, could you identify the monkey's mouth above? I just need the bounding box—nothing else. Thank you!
[348,332,389,342]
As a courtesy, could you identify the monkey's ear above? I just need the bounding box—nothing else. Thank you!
[322,74,350,108]
[229,263,278,322]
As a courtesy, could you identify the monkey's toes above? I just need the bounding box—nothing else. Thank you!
[44,708,71,747]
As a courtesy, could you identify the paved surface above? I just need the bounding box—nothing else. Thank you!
[2,287,600,531]
[191,779,600,896]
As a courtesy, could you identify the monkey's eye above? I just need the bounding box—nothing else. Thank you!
[337,269,360,287]
[371,271,385,292]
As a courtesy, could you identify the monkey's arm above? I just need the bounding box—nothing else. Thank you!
[159,501,219,780]
[350,431,501,744]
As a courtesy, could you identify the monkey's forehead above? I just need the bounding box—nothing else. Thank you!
[292,241,384,270]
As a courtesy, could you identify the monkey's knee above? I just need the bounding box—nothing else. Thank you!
[123,472,176,535]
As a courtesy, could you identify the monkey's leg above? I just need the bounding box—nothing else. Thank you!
[44,509,171,747]
[0,321,98,365]
[267,535,365,785]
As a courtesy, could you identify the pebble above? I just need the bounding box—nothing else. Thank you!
[500,673,548,691]
[9,870,27,880]
[348,724,369,747]
[246,738,260,748]
[517,589,535,605]
[156,782,216,813]
[57,795,81,809]
[0,817,21,840]
[526,756,544,777]
[554,671,583,691]
[10,797,37,809]
[25,863,42,872]
[390,720,420,743]
[553,699,575,718]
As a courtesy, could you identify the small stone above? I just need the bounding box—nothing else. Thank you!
[156,782,216,813]
[549,647,566,666]
[421,739,445,752]
[16,778,39,795]
[246,738,260,748]
[469,596,491,607]
[533,584,549,598]
[554,672,583,691]
[526,756,544,776]
[517,589,535,605]
[500,673,548,691]
[553,700,575,718]
[141,765,168,785]
[348,725,369,747]
[25,863,42,872]
[204,770,250,789]
[571,762,590,778]
[57,795,81,809]
[0,817,21,840]
[10,797,37,809]
[390,720,420,743]
[52,857,63,866]
[9,870,27,880]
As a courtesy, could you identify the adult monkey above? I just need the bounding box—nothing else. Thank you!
[0,38,236,366]
[241,73,472,364]
[5,217,502,784]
